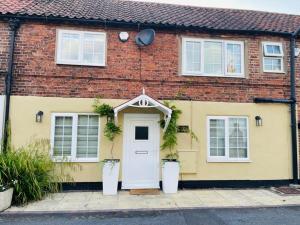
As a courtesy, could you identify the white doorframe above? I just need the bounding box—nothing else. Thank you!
[122,113,160,189]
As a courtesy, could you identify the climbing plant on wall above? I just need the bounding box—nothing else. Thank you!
[93,100,121,160]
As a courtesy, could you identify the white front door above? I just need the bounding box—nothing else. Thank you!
[122,114,160,189]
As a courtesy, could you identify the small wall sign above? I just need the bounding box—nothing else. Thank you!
[177,125,189,133]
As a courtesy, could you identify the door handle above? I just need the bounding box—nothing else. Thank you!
[135,151,148,154]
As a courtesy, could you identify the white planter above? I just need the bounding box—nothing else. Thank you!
[162,161,180,194]
[0,188,13,212]
[102,160,120,195]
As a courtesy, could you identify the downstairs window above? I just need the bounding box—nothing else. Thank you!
[207,116,249,162]
[51,113,100,162]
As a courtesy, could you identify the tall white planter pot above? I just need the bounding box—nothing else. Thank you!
[162,161,180,194]
[0,188,13,212]
[102,160,120,195]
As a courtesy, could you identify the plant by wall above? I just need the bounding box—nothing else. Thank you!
[159,102,182,161]
[160,102,198,161]
[93,100,121,160]
[0,140,60,205]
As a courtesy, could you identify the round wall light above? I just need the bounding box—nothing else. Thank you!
[119,32,129,42]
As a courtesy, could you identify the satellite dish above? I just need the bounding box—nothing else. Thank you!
[135,29,155,46]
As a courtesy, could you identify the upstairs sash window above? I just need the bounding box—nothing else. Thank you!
[182,38,244,77]
[57,30,106,66]
[262,42,284,73]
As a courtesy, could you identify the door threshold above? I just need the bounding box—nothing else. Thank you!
[129,189,160,195]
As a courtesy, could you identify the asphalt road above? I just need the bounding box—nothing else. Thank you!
[1,206,300,225]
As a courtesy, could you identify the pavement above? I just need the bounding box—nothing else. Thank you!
[3,188,300,213]
[1,206,300,225]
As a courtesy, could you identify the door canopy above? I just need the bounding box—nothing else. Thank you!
[114,89,172,132]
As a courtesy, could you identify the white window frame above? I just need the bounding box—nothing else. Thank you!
[207,116,250,163]
[56,29,107,67]
[50,113,100,162]
[182,38,203,75]
[262,42,284,73]
[263,42,283,57]
[181,37,245,77]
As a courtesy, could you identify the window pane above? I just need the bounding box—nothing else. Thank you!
[184,41,201,73]
[78,127,88,135]
[209,119,225,156]
[226,43,242,74]
[264,57,282,71]
[83,33,105,65]
[229,118,248,159]
[88,126,98,135]
[76,115,99,158]
[89,116,99,126]
[204,41,223,74]
[60,33,80,61]
[135,126,149,140]
[78,116,88,125]
[53,116,73,157]
[265,44,281,55]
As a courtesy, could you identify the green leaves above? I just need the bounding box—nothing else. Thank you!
[93,102,114,119]
[104,121,122,141]
[93,99,122,159]
[0,140,59,205]
[160,102,182,161]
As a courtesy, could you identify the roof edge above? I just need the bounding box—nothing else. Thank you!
[0,13,294,37]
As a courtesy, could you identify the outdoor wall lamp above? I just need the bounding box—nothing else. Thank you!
[36,111,44,123]
[255,116,263,127]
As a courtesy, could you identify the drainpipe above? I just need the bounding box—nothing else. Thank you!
[2,19,20,152]
[290,27,300,184]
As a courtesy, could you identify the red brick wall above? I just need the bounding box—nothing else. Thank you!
[0,21,293,102]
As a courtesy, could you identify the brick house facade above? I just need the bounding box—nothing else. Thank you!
[0,0,300,188]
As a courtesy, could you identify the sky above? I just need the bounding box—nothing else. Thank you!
[131,0,300,15]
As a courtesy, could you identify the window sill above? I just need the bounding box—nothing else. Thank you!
[181,73,246,78]
[52,157,100,163]
[263,70,285,74]
[207,159,252,163]
[56,61,106,67]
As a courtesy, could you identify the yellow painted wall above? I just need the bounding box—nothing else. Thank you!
[10,96,293,182]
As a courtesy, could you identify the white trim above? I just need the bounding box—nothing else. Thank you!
[263,57,284,73]
[56,29,106,67]
[114,93,172,132]
[262,42,284,57]
[206,116,250,163]
[262,42,285,73]
[181,37,245,78]
[182,37,202,75]
[50,113,100,162]
[207,159,252,163]
[122,113,160,189]
[225,41,245,76]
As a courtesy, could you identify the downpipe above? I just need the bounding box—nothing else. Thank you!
[290,29,300,184]
[2,19,20,152]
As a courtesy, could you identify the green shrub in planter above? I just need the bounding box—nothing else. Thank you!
[0,140,60,205]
